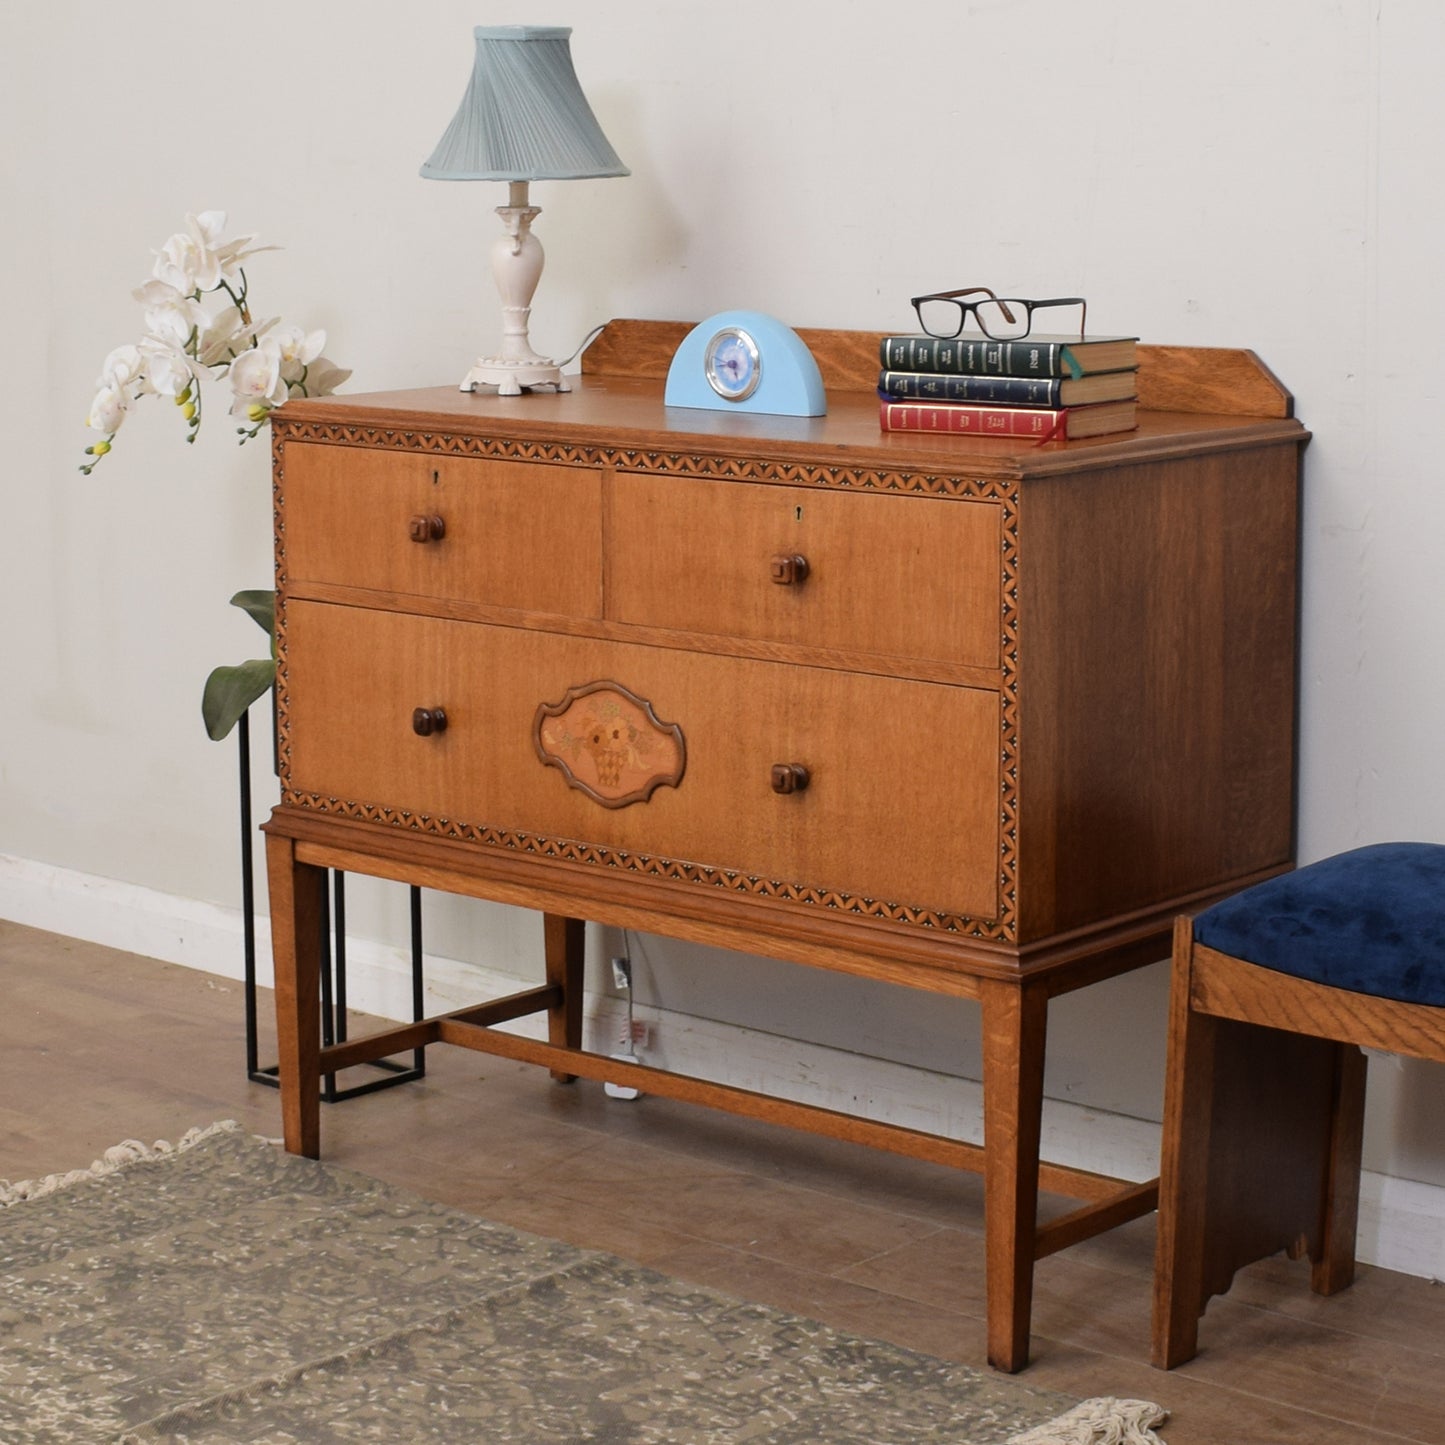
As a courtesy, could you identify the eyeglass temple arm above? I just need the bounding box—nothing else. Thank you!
[921,287,998,300]
[1034,297,1088,336]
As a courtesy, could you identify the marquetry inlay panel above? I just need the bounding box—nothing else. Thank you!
[534,680,687,810]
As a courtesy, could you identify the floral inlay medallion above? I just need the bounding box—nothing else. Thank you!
[534,681,686,809]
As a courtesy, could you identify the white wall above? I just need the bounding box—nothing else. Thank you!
[5,1,1445,1263]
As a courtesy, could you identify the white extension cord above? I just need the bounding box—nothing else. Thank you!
[604,954,645,1100]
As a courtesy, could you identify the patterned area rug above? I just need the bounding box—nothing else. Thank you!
[0,1122,1167,1443]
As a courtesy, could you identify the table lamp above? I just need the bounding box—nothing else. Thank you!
[421,25,629,395]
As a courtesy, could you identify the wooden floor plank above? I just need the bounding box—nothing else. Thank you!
[1,919,1442,1444]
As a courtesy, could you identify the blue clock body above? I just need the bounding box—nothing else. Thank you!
[664,310,827,417]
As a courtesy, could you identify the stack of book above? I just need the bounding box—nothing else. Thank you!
[877,333,1140,440]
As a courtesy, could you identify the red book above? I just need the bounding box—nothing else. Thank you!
[879,397,1137,440]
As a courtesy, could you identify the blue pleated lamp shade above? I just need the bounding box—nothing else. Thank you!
[420,26,629,182]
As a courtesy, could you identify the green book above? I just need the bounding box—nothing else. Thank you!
[879,333,1138,380]
[878,368,1137,406]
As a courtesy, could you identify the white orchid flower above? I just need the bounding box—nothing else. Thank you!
[298,356,352,399]
[213,229,275,283]
[82,212,343,470]
[196,305,261,368]
[188,210,228,251]
[268,325,327,389]
[134,280,208,352]
[86,384,130,435]
[138,339,198,400]
[150,212,273,296]
[272,325,326,367]
[191,210,276,282]
[96,344,144,392]
[229,338,288,418]
[151,229,216,296]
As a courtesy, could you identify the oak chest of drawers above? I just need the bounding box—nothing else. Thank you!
[264,321,1307,1370]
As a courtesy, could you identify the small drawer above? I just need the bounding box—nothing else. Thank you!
[607,473,1002,669]
[284,601,1002,922]
[281,442,603,617]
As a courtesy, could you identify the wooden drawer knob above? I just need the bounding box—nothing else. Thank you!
[411,706,448,737]
[770,763,810,794]
[408,514,446,544]
[770,553,810,586]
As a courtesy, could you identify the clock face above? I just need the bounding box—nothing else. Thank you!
[703,327,762,401]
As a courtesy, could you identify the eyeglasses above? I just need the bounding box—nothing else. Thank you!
[910,286,1087,341]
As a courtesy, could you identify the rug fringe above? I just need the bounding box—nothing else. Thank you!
[1007,1396,1169,1444]
[0,1120,240,1208]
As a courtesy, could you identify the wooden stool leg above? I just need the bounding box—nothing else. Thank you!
[544,913,586,1083]
[1153,924,1368,1369]
[1152,919,1218,1368]
[266,831,325,1159]
[1312,1042,1366,1295]
[980,975,1048,1373]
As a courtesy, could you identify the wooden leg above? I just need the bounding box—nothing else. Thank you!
[980,975,1049,1373]
[1312,1042,1367,1296]
[265,830,325,1158]
[1152,918,1217,1369]
[1152,926,1364,1368]
[543,913,586,1083]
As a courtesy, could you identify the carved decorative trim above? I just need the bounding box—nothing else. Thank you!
[270,417,1013,503]
[269,420,1021,941]
[277,785,1010,939]
[272,425,294,788]
[998,483,1020,939]
[534,680,685,809]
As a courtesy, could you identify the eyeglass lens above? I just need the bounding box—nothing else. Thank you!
[915,297,1030,339]
[914,296,1085,341]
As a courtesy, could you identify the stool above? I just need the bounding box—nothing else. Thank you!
[1150,842,1445,1368]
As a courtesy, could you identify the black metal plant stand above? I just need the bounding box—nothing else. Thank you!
[238,706,426,1100]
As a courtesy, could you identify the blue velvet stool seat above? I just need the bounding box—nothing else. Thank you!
[1151,843,1445,1368]
[1193,842,1445,1007]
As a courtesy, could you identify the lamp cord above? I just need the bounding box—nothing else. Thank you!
[557,322,608,368]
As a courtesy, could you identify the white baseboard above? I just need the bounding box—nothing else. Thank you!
[2,851,1440,1283]
[0,853,269,982]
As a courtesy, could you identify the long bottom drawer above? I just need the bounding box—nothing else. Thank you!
[283,601,1001,921]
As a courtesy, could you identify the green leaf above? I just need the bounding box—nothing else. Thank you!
[202,657,276,742]
[230,589,275,639]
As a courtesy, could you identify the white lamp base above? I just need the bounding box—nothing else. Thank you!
[462,186,572,397]
[460,357,572,396]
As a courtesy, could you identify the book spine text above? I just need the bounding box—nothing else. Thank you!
[879,400,1068,438]
[879,336,1065,377]
[879,370,1063,405]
